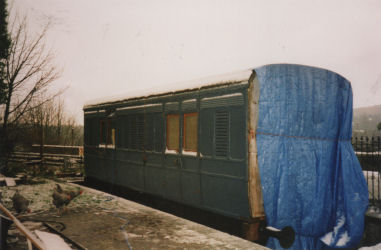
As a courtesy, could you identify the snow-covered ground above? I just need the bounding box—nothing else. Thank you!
[360,243,381,250]
[0,179,124,213]
[1,179,269,249]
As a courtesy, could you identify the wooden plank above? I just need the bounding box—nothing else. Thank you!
[35,230,72,250]
[5,178,16,187]
[43,222,88,250]
[13,151,82,159]
[247,72,265,219]
[27,239,33,250]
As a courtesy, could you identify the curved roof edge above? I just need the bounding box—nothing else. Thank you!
[83,69,253,109]
[83,63,351,110]
[254,63,351,82]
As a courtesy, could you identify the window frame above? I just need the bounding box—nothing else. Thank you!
[166,114,180,153]
[99,118,115,148]
[182,112,198,153]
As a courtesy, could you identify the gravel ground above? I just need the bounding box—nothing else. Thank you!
[0,179,268,249]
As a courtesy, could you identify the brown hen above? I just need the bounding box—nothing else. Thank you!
[52,184,83,214]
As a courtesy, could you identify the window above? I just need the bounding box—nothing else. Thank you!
[84,118,95,146]
[100,119,115,147]
[166,114,180,152]
[128,114,144,150]
[183,113,198,152]
[215,110,229,157]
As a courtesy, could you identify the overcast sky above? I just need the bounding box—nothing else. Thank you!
[11,0,381,124]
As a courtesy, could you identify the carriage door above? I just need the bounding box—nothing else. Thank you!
[179,99,201,206]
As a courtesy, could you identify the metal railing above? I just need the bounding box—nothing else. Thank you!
[352,136,381,208]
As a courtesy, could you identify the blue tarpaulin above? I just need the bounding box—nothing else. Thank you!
[255,64,369,249]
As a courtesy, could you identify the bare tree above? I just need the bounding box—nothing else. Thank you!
[0,15,61,173]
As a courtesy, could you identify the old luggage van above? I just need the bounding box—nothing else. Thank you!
[83,69,265,239]
[84,64,368,248]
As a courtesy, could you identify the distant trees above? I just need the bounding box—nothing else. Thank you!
[378,122,381,133]
[0,9,62,173]
[21,97,83,148]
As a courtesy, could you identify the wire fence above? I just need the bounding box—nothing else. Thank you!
[352,136,381,208]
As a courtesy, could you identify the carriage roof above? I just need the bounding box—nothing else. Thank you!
[83,69,253,110]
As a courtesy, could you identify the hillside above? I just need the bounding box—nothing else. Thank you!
[353,105,381,136]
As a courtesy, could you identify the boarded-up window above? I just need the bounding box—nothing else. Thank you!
[167,114,180,151]
[183,113,198,152]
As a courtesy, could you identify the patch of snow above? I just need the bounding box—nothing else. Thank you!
[201,92,243,101]
[165,148,178,154]
[182,99,196,103]
[320,215,347,247]
[336,231,350,247]
[266,226,281,232]
[98,144,115,149]
[356,151,381,155]
[35,230,72,250]
[320,232,333,246]
[182,150,197,156]
[116,103,162,111]
[165,101,178,106]
[84,110,98,114]
[359,243,381,250]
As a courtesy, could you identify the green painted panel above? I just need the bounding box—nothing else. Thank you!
[200,158,246,178]
[144,115,154,151]
[182,99,197,111]
[165,102,179,111]
[230,106,246,160]
[181,157,199,172]
[199,109,214,157]
[201,175,250,218]
[200,93,244,109]
[145,166,166,196]
[164,154,180,169]
[181,172,201,205]
[154,113,164,153]
[115,162,144,191]
[164,169,181,201]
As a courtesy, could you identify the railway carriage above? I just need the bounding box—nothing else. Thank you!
[84,64,368,249]
[83,69,263,223]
